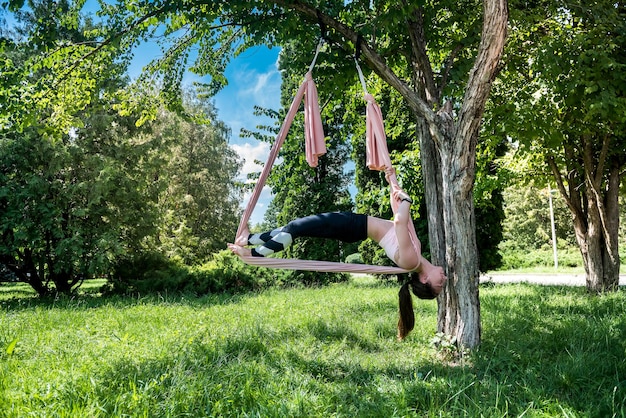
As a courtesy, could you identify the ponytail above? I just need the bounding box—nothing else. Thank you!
[397,273,437,340]
[397,281,415,340]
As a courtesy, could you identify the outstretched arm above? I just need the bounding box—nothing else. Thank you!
[393,191,421,270]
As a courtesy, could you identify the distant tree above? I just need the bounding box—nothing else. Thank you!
[0,0,159,295]
[488,0,626,291]
[0,101,167,295]
[0,2,242,294]
[147,97,242,264]
[500,182,575,251]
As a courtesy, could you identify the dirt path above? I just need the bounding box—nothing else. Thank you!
[480,272,625,286]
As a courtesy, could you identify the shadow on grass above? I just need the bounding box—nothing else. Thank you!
[475,284,626,417]
[0,281,251,312]
[98,285,626,416]
[7,281,626,416]
[0,274,396,313]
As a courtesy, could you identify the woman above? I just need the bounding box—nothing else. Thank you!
[228,190,447,340]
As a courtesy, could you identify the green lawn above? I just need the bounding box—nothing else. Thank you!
[1,277,625,417]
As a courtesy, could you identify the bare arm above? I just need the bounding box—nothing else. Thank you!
[393,196,421,270]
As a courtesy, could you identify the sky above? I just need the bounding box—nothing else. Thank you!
[211,48,282,227]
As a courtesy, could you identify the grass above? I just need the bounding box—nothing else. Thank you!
[1,277,625,417]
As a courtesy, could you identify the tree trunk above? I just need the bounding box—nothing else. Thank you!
[434,0,507,349]
[434,108,484,348]
[577,161,621,292]
[550,138,621,293]
[2,249,50,296]
[418,118,446,266]
[602,160,621,290]
[573,201,620,293]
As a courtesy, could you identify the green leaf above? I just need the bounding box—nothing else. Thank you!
[8,0,25,11]
[6,338,18,356]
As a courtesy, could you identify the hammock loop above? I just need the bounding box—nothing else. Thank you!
[235,56,422,274]
[384,166,396,182]
[354,57,369,95]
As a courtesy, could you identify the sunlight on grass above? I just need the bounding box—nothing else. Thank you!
[1,278,625,417]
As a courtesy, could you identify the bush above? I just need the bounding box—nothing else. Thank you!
[105,251,186,294]
[344,253,363,264]
[498,246,583,270]
[186,251,288,293]
[105,250,289,295]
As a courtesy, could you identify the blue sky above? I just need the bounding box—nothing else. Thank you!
[212,48,282,227]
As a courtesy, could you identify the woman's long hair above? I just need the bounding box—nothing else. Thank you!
[397,273,437,340]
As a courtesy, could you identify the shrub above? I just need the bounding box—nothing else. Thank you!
[105,251,189,294]
[344,253,363,264]
[186,251,288,293]
[498,246,583,270]
[105,250,289,295]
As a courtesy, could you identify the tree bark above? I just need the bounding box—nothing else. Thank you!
[435,0,507,348]
[602,160,621,290]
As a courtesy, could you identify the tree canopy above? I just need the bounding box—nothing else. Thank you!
[2,0,511,348]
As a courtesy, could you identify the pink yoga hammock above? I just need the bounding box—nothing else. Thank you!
[234,52,421,274]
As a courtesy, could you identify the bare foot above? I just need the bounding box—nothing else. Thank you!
[227,243,252,257]
[235,226,250,246]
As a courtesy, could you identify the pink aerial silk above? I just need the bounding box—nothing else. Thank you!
[364,93,422,262]
[234,72,420,275]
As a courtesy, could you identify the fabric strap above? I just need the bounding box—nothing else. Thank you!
[234,58,420,274]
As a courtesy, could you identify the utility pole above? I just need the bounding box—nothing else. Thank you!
[548,183,558,269]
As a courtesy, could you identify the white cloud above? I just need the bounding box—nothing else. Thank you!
[214,69,281,149]
[231,141,271,179]
[230,141,276,226]
[237,68,281,108]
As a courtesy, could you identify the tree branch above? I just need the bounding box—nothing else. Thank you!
[52,4,173,85]
[583,134,613,248]
[593,132,610,186]
[452,0,508,195]
[547,154,580,219]
[401,0,438,106]
[272,0,439,140]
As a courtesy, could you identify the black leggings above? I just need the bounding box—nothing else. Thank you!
[248,212,367,257]
[283,211,368,242]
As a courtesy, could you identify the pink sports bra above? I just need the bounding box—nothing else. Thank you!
[378,227,399,265]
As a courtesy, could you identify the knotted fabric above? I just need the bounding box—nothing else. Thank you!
[363,93,422,264]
